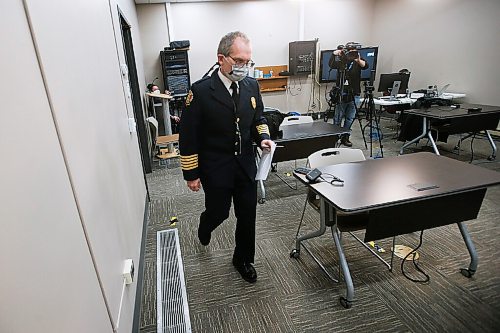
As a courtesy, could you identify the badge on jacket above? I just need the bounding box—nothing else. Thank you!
[186,90,194,106]
[251,96,256,109]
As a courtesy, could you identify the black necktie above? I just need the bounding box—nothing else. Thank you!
[230,82,239,110]
[230,82,241,155]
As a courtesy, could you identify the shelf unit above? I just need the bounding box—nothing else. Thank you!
[160,49,190,97]
[254,65,288,93]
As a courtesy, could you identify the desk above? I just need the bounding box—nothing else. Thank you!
[399,103,500,159]
[293,152,500,308]
[368,92,466,107]
[373,96,413,106]
[257,122,348,203]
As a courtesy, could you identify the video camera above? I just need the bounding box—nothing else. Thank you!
[333,42,362,65]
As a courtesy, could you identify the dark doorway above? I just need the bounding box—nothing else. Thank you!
[119,12,152,174]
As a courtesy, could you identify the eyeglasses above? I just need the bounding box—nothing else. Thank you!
[226,55,255,68]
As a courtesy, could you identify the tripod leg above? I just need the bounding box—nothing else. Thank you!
[357,117,367,149]
[372,101,384,158]
[355,101,367,149]
[347,92,367,149]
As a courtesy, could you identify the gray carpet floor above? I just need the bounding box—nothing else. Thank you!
[139,114,500,332]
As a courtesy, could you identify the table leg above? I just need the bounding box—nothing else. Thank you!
[427,124,440,155]
[400,116,429,155]
[485,130,497,160]
[258,180,266,204]
[457,222,478,278]
[294,197,327,249]
[332,227,354,308]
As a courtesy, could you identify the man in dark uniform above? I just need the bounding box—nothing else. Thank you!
[179,31,273,283]
[329,42,368,146]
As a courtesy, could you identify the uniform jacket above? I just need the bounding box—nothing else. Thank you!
[179,69,270,188]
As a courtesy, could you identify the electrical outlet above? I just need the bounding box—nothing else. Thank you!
[123,259,134,285]
[128,117,136,133]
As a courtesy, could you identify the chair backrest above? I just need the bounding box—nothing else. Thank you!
[279,115,313,129]
[307,148,368,230]
[308,148,366,168]
[146,116,159,139]
[146,116,159,154]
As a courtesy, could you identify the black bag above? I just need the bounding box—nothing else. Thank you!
[413,97,452,109]
[263,109,286,140]
[170,40,190,49]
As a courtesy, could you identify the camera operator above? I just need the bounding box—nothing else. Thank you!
[329,42,368,147]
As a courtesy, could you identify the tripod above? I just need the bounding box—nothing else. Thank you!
[361,82,384,158]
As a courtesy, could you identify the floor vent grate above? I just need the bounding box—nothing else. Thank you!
[157,229,191,333]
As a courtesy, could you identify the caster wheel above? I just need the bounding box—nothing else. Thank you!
[258,198,266,204]
[339,296,352,309]
[460,268,475,278]
[290,249,300,259]
[488,155,496,161]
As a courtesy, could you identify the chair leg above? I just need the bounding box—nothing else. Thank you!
[295,196,309,240]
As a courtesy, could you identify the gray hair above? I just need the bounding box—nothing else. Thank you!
[217,31,250,56]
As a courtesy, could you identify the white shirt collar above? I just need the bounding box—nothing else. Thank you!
[218,69,238,94]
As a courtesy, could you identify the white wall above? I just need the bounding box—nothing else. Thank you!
[139,0,500,113]
[137,3,171,92]
[370,0,500,105]
[0,2,112,330]
[0,0,147,332]
[164,0,376,114]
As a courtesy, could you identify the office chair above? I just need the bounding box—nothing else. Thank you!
[269,115,314,188]
[294,148,396,285]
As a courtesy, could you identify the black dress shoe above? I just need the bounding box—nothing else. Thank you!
[341,138,353,147]
[197,227,211,246]
[232,258,257,283]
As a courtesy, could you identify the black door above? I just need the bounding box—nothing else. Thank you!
[120,13,152,174]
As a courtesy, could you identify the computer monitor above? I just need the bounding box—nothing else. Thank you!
[378,72,410,93]
[319,46,379,83]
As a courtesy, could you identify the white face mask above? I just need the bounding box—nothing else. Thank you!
[227,65,249,82]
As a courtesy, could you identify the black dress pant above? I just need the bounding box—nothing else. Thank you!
[200,162,257,263]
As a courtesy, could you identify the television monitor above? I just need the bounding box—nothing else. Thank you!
[377,72,410,93]
[319,46,378,83]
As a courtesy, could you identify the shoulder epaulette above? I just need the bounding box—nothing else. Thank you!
[192,75,211,86]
